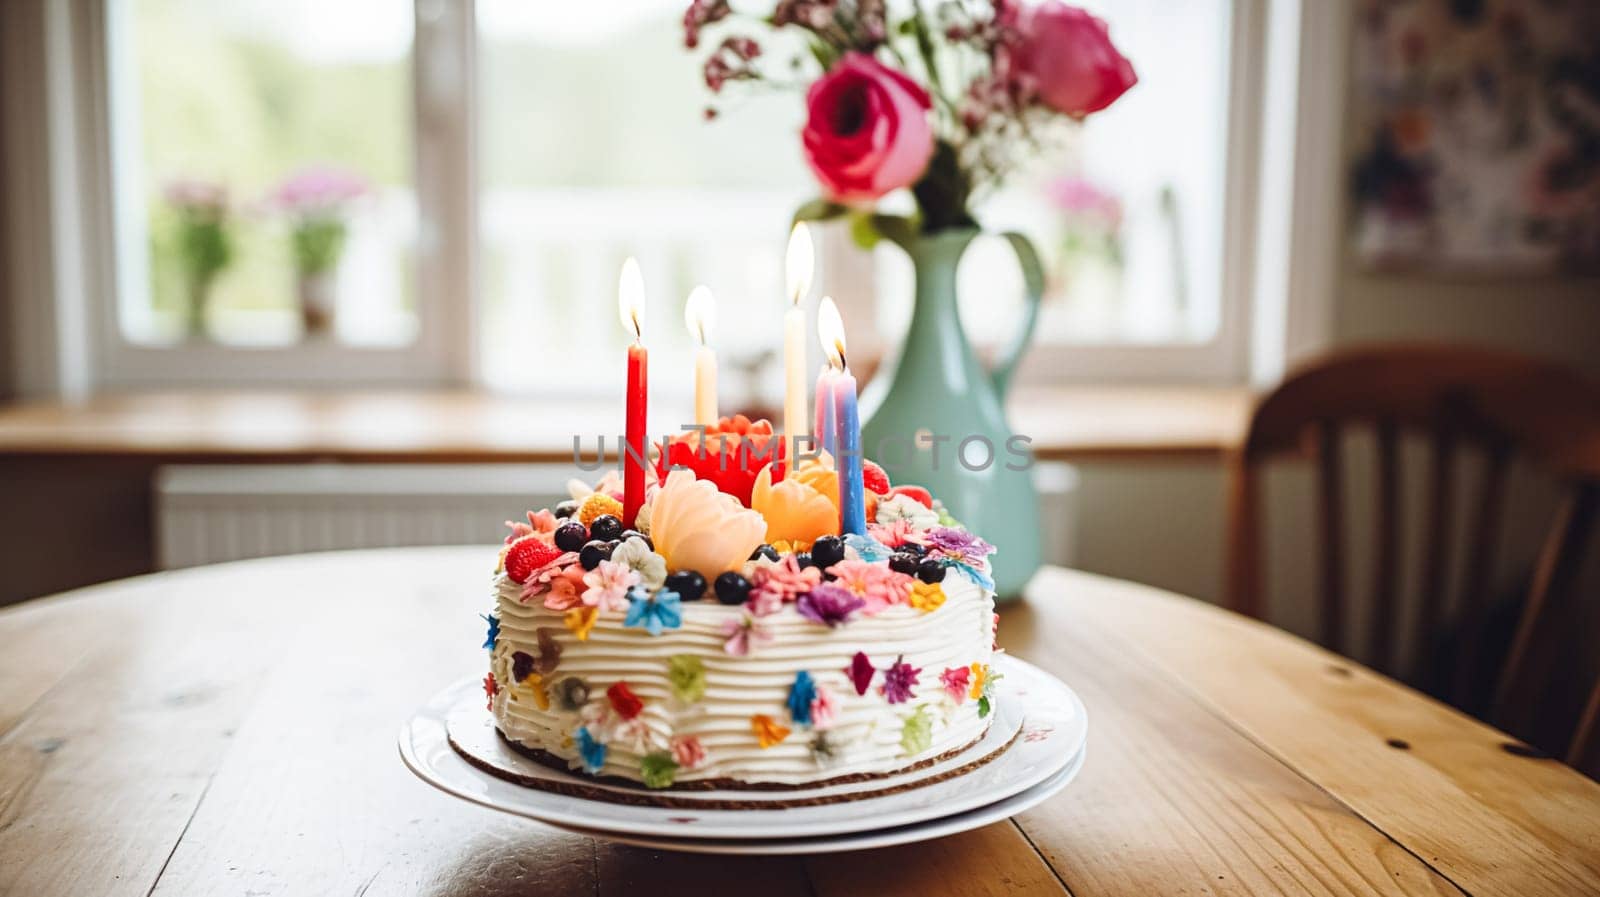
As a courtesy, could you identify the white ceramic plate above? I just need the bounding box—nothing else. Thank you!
[538,742,1086,855]
[400,655,1086,841]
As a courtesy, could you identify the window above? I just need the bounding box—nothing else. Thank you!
[879,0,1233,348]
[476,0,819,401]
[113,0,417,348]
[25,0,1261,391]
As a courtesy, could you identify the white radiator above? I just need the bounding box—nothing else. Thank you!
[154,463,1078,570]
[154,464,574,570]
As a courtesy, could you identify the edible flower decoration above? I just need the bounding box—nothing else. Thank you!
[563,605,599,641]
[809,684,840,730]
[747,554,822,615]
[900,706,933,755]
[607,681,644,720]
[867,517,929,550]
[542,564,590,611]
[624,586,683,636]
[720,612,773,657]
[482,672,499,710]
[639,751,679,789]
[842,533,893,563]
[670,734,706,769]
[582,559,640,613]
[940,665,972,702]
[504,508,560,545]
[513,635,560,681]
[810,731,838,764]
[553,676,589,711]
[827,558,913,614]
[975,664,1000,718]
[574,726,607,773]
[881,655,921,704]
[577,492,625,527]
[656,414,780,505]
[796,583,866,627]
[751,713,791,748]
[667,654,707,703]
[750,461,839,548]
[480,612,500,650]
[610,536,667,590]
[924,526,997,591]
[649,470,767,581]
[845,651,876,696]
[515,672,550,711]
[787,671,818,726]
[909,580,946,613]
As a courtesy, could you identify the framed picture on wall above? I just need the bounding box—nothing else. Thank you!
[1349,0,1600,274]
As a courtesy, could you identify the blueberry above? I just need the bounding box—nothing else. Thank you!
[553,521,589,552]
[793,551,815,570]
[620,529,653,550]
[749,544,780,562]
[665,570,707,600]
[589,514,624,542]
[714,571,751,605]
[810,535,846,569]
[896,541,927,558]
[553,499,580,519]
[888,552,920,576]
[579,540,614,571]
[916,557,945,584]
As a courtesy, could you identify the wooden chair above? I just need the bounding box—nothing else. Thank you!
[1225,344,1600,774]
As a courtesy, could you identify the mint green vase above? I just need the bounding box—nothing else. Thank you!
[860,227,1044,601]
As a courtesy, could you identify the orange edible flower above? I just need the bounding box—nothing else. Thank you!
[751,713,791,748]
[969,663,987,700]
[564,606,599,641]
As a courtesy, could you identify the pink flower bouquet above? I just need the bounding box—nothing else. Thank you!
[685,0,1135,234]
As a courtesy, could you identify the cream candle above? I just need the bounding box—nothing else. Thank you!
[685,285,717,426]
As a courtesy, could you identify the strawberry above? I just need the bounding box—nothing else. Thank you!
[889,485,934,508]
[862,459,891,495]
[504,536,562,584]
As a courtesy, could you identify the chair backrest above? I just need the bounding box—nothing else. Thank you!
[1225,343,1600,774]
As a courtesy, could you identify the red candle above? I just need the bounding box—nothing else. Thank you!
[619,258,648,528]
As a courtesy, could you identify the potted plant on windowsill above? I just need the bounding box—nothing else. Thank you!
[273,166,369,339]
[684,0,1136,597]
[163,178,234,340]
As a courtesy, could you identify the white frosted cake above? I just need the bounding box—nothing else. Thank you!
[476,421,999,791]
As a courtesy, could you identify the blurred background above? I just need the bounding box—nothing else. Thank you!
[1,0,1598,733]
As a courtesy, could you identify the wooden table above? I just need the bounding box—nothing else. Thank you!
[6,548,1595,896]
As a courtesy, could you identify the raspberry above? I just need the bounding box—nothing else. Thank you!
[862,460,891,494]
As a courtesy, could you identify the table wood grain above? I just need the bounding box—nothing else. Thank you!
[1,549,1595,896]
[0,386,1251,463]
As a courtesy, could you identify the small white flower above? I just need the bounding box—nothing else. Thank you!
[610,536,667,590]
[875,493,939,530]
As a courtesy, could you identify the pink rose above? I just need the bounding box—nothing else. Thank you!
[1012,2,1136,118]
[801,52,934,204]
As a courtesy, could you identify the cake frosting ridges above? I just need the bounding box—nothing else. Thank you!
[476,421,1002,791]
[489,569,994,785]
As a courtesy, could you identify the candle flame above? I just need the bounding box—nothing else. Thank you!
[618,257,645,341]
[817,296,847,370]
[684,285,716,347]
[785,223,814,307]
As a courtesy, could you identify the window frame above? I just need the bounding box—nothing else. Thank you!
[8,0,1316,395]
[77,0,476,389]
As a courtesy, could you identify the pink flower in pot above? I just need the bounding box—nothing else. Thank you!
[1010,2,1137,119]
[801,52,935,204]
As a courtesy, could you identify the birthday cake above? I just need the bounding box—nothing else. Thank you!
[476,420,1000,792]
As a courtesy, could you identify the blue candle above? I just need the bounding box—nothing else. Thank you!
[834,368,866,535]
[816,298,866,536]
